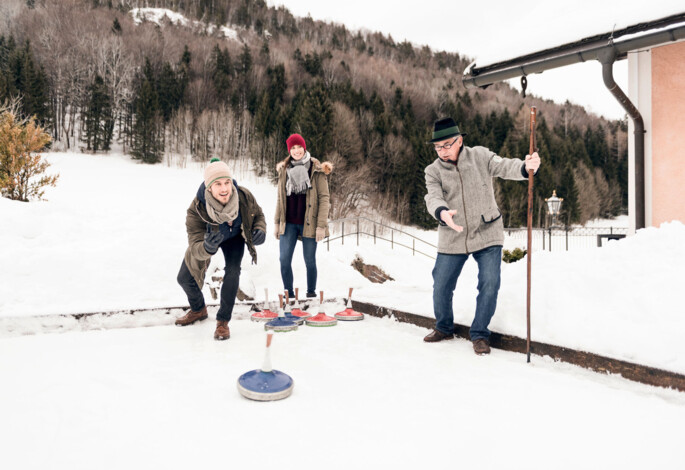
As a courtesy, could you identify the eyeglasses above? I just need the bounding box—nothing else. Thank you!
[433,137,460,151]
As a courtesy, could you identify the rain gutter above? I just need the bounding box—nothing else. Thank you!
[462,17,685,230]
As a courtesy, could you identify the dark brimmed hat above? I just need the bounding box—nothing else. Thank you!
[429,117,467,143]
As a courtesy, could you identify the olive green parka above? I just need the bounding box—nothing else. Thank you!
[184,182,266,288]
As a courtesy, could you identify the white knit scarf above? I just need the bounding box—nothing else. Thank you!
[286,152,312,196]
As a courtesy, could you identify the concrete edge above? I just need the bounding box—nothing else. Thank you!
[351,300,685,393]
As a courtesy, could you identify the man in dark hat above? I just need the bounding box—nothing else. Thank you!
[423,117,540,355]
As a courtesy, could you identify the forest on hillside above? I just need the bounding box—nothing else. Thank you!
[0,0,628,228]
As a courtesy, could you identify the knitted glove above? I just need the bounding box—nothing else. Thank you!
[203,226,224,254]
[252,229,266,246]
[315,227,326,243]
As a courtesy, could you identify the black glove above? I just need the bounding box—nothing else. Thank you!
[204,226,224,254]
[252,229,265,246]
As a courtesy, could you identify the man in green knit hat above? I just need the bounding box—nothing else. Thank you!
[175,158,266,340]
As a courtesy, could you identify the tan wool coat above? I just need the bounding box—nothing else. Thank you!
[274,156,332,239]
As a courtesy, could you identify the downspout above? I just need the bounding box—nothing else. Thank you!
[597,47,645,230]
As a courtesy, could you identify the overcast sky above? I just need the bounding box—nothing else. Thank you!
[267,0,684,120]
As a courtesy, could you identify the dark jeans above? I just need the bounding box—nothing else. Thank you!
[177,234,245,322]
[432,245,502,341]
[279,222,317,295]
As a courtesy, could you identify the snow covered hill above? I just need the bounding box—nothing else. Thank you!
[130,7,240,40]
[1,151,684,375]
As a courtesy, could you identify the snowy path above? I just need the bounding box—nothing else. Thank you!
[1,315,683,469]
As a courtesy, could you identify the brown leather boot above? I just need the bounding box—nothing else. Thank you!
[214,321,230,340]
[175,306,208,326]
[423,329,454,342]
[472,338,491,355]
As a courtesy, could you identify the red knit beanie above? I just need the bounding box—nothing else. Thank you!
[286,134,306,152]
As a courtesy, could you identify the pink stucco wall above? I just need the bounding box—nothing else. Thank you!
[651,41,685,225]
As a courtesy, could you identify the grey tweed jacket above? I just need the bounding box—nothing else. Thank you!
[424,145,529,254]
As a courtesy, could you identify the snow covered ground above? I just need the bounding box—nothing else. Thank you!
[2,151,684,374]
[1,312,684,470]
[1,150,685,468]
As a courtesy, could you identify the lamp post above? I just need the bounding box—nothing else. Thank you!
[545,190,564,251]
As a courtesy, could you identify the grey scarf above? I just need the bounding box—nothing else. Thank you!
[205,184,239,225]
[286,152,312,196]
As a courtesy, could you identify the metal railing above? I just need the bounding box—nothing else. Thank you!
[504,226,629,251]
[326,217,437,259]
[325,217,629,256]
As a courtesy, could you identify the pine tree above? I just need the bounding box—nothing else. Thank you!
[82,75,114,152]
[211,45,233,103]
[558,165,580,224]
[238,44,253,74]
[157,62,181,122]
[22,50,46,119]
[0,36,18,101]
[584,124,609,169]
[178,45,191,96]
[254,64,285,137]
[492,108,513,151]
[234,44,255,111]
[130,59,162,164]
[294,82,333,157]
[112,17,122,35]
[409,125,438,228]
[7,41,49,126]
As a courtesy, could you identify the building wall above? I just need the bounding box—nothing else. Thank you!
[628,50,652,234]
[651,41,685,226]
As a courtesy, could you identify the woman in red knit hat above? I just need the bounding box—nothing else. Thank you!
[274,134,333,298]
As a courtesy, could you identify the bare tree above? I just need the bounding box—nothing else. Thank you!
[0,0,24,37]
[327,151,373,219]
[330,102,362,163]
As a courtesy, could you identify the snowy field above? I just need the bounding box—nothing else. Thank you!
[1,151,684,468]
[2,313,684,470]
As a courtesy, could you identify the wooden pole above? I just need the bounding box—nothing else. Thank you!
[527,106,537,363]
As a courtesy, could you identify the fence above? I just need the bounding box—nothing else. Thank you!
[326,217,437,259]
[326,217,628,258]
[504,226,629,251]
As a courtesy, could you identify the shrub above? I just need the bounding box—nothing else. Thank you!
[502,247,527,263]
[0,111,56,201]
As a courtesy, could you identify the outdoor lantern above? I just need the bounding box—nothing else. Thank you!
[545,190,564,226]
